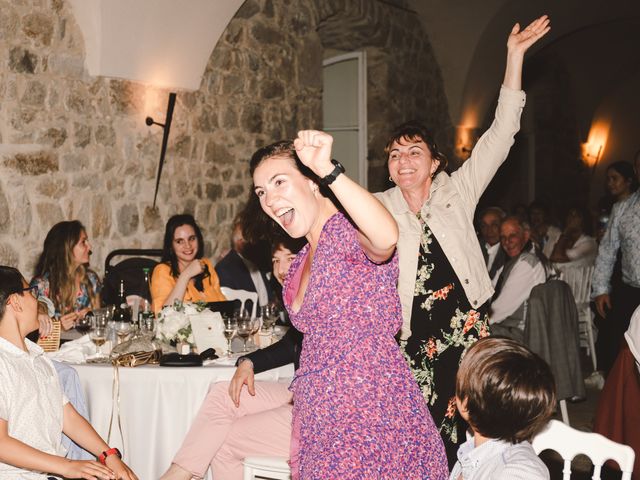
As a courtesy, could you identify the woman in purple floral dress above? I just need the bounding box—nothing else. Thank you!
[251,133,448,479]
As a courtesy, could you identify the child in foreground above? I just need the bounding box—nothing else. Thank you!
[450,337,556,480]
[0,265,137,480]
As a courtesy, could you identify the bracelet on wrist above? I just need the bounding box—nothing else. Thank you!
[98,447,122,464]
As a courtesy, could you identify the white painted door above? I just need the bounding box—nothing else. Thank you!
[322,52,367,187]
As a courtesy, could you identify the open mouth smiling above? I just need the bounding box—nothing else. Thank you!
[276,207,295,227]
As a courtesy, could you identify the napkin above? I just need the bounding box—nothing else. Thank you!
[46,335,97,364]
[211,353,242,366]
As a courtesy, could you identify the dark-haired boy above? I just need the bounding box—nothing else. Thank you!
[0,266,137,480]
[450,337,556,480]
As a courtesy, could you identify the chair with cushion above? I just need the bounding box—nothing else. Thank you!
[558,264,597,371]
[243,456,291,480]
[532,419,635,480]
[221,287,258,319]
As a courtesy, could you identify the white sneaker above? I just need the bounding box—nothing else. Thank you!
[584,371,605,390]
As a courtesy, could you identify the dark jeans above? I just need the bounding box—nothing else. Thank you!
[595,282,640,375]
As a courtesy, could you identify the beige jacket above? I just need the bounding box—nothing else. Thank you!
[375,86,526,340]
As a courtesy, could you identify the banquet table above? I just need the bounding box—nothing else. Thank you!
[74,361,294,480]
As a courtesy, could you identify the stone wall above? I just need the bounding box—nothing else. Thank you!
[0,0,449,277]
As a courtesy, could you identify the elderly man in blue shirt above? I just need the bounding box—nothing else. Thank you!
[591,151,640,375]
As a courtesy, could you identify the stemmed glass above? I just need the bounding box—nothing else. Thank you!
[75,314,92,335]
[260,304,279,341]
[223,317,237,356]
[114,321,132,345]
[89,313,108,361]
[236,316,254,353]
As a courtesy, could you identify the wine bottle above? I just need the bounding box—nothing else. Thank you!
[112,279,131,323]
[138,268,155,331]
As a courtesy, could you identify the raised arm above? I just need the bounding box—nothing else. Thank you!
[294,130,399,263]
[503,15,550,90]
[454,15,550,207]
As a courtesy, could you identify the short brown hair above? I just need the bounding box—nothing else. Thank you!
[456,337,556,443]
[384,121,448,175]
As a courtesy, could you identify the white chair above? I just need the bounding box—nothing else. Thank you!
[532,419,636,480]
[243,456,291,480]
[221,287,258,319]
[558,264,597,371]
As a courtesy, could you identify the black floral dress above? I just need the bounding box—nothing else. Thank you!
[402,213,490,467]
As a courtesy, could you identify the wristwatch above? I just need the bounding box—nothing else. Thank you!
[319,159,345,186]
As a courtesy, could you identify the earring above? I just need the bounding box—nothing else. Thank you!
[388,176,394,184]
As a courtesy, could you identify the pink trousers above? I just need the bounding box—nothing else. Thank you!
[172,381,293,480]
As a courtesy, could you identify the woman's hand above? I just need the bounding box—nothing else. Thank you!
[293,130,335,179]
[36,300,53,337]
[59,459,116,479]
[507,15,550,56]
[37,312,52,338]
[181,259,204,280]
[105,455,138,480]
[228,359,255,407]
[503,15,550,90]
[60,312,79,331]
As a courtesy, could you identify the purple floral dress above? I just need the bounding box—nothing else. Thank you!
[284,213,448,480]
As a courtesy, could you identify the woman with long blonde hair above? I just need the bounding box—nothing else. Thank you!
[31,220,101,339]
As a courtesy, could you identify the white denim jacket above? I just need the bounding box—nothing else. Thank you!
[375,86,526,339]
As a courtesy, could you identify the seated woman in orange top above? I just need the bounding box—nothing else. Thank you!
[151,214,226,313]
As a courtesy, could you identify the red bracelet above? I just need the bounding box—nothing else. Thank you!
[98,447,122,464]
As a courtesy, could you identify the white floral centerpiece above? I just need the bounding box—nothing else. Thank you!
[156,301,205,348]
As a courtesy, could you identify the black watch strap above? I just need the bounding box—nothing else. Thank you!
[319,159,345,186]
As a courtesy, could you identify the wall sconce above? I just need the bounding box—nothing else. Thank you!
[581,142,603,172]
[581,119,609,172]
[146,92,176,209]
[455,126,478,161]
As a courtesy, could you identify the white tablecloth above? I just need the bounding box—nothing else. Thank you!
[74,362,294,480]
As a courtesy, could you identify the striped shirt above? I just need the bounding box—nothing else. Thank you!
[449,437,549,480]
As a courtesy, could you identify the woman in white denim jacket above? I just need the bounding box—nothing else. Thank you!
[375,16,550,466]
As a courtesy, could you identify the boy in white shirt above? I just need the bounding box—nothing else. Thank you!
[450,337,556,480]
[0,266,137,480]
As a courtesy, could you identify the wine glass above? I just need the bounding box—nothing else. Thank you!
[223,317,237,356]
[261,305,278,341]
[89,314,109,361]
[236,317,253,353]
[114,321,132,344]
[75,313,92,336]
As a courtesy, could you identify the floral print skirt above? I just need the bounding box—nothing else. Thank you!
[403,218,489,468]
